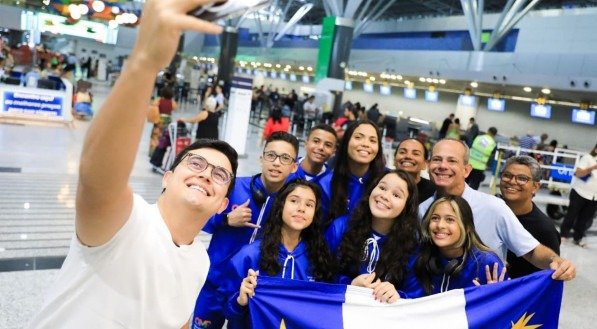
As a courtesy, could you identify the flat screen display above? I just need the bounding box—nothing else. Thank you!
[345,81,352,90]
[530,103,552,119]
[425,91,439,102]
[363,83,374,93]
[487,98,506,112]
[270,71,277,79]
[571,109,595,125]
[289,74,297,81]
[380,85,391,95]
[404,87,416,99]
[302,75,310,84]
[458,95,478,107]
[279,73,286,80]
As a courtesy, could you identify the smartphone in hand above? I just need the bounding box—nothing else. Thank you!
[189,0,272,22]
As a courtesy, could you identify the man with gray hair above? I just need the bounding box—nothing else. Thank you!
[419,139,575,281]
[499,155,560,278]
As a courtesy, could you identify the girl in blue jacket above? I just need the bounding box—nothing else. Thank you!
[414,195,507,295]
[326,169,423,302]
[320,119,386,228]
[224,179,336,328]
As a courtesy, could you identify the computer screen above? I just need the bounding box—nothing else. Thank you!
[363,83,374,93]
[345,81,352,90]
[404,87,416,99]
[380,85,391,95]
[302,75,310,84]
[425,90,438,102]
[571,109,595,125]
[289,74,297,81]
[487,98,506,112]
[530,103,552,119]
[458,95,478,107]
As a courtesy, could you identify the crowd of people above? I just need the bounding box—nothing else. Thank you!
[27,1,590,328]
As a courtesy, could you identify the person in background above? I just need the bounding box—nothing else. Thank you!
[303,95,319,128]
[288,124,337,184]
[415,195,506,295]
[438,113,454,139]
[29,1,233,327]
[464,117,479,147]
[394,138,436,203]
[224,180,336,329]
[466,127,498,190]
[518,131,537,154]
[560,143,597,248]
[445,118,461,140]
[261,107,290,145]
[499,156,560,278]
[181,97,220,140]
[326,170,422,300]
[214,85,226,112]
[419,139,576,281]
[193,132,299,329]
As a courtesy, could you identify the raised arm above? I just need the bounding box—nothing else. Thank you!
[76,0,222,246]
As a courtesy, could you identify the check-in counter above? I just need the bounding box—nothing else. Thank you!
[0,80,73,124]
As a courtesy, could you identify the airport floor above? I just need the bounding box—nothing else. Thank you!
[0,79,595,328]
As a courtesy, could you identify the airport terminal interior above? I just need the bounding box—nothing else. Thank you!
[1,0,597,328]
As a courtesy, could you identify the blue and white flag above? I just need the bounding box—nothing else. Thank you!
[249,270,563,329]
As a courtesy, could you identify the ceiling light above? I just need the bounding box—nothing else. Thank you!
[426,78,433,83]
[78,4,89,15]
[112,6,121,14]
[419,77,426,82]
[523,87,532,92]
[470,82,478,88]
[541,88,551,94]
[439,79,446,84]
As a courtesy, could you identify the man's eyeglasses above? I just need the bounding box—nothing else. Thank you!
[183,153,234,185]
[262,151,295,165]
[501,172,532,185]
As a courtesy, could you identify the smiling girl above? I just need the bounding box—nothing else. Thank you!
[326,169,422,302]
[223,180,335,328]
[320,120,386,228]
[415,195,506,295]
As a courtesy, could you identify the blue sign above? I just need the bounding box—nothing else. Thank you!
[2,90,64,118]
[550,163,574,183]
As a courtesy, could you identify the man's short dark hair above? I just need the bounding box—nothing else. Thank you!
[309,124,337,140]
[265,131,299,157]
[170,139,239,197]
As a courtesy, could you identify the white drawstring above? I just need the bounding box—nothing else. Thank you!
[249,196,270,244]
[440,273,451,293]
[362,237,380,274]
[282,255,296,279]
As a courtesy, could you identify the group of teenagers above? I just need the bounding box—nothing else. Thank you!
[29,2,576,328]
[192,119,576,329]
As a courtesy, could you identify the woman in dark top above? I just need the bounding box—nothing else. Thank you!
[180,97,219,140]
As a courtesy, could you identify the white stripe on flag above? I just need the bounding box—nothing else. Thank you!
[342,286,469,328]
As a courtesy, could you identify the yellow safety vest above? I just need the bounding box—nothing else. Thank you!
[469,134,496,170]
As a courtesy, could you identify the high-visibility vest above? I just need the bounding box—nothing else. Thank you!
[469,134,496,170]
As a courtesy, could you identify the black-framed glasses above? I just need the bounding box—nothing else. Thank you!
[501,172,532,185]
[183,153,234,185]
[262,151,295,165]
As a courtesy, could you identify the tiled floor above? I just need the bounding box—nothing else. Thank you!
[0,79,595,328]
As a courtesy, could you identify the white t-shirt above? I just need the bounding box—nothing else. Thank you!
[420,185,539,261]
[30,194,209,329]
[571,153,597,200]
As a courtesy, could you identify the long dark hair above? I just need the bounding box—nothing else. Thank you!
[328,120,386,223]
[258,180,336,282]
[414,195,491,295]
[337,169,420,288]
